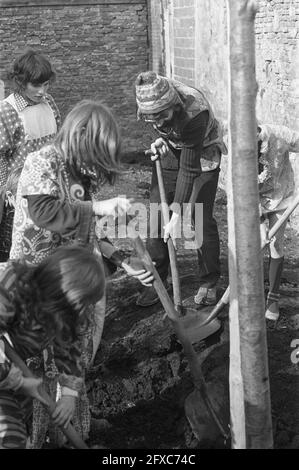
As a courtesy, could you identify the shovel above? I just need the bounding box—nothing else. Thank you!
[194,193,299,329]
[126,157,229,442]
[131,234,230,442]
[154,157,221,343]
[185,194,299,444]
[2,336,89,449]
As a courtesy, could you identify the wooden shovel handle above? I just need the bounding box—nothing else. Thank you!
[155,159,182,312]
[265,194,299,243]
[3,337,89,449]
[200,194,299,325]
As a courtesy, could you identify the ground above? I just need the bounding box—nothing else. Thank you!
[87,157,299,450]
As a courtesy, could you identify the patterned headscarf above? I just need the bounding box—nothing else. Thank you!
[135,71,181,114]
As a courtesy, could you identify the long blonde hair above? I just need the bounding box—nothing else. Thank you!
[55,100,122,185]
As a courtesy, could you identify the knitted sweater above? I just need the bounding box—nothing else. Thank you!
[151,80,227,204]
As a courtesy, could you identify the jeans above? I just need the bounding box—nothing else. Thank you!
[147,160,221,288]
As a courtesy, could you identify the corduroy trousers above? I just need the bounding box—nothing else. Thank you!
[146,160,221,289]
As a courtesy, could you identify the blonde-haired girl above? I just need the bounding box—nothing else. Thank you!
[10,99,153,448]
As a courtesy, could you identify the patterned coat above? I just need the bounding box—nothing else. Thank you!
[10,144,93,263]
[0,92,60,189]
[258,124,299,213]
[9,144,109,447]
[0,92,60,258]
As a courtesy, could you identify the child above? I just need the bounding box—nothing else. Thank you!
[0,244,106,449]
[0,49,60,261]
[9,99,153,447]
[258,123,299,321]
[0,167,23,261]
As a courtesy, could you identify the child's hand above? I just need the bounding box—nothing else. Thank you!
[121,257,154,286]
[52,396,76,429]
[93,197,133,218]
[19,377,48,407]
[260,221,269,247]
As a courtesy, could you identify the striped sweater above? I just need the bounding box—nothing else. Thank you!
[0,261,83,393]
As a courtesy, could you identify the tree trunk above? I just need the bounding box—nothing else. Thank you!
[226,0,273,449]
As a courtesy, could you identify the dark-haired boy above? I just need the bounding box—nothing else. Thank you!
[0,49,60,260]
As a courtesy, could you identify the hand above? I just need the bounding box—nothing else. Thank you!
[163,212,180,247]
[19,377,49,407]
[121,257,154,286]
[149,138,169,161]
[93,197,132,218]
[52,395,76,429]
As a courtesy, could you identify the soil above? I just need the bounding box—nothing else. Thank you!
[87,158,299,450]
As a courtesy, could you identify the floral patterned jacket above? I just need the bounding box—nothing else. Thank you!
[8,144,114,388]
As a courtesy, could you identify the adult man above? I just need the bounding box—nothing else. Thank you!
[135,71,227,307]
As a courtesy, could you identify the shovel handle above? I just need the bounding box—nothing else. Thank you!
[133,235,209,370]
[155,159,182,312]
[200,194,299,326]
[132,235,179,322]
[3,337,89,449]
[266,194,299,243]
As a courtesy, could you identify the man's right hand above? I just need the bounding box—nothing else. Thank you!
[149,138,169,161]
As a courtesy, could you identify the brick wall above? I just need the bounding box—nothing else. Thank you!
[172,0,195,85]
[148,0,164,73]
[150,0,299,126]
[255,0,299,130]
[148,0,195,84]
[149,0,226,116]
[0,0,149,153]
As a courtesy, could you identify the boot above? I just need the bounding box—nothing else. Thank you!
[265,298,280,322]
[194,286,217,306]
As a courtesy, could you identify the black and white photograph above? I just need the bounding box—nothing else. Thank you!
[0,0,298,455]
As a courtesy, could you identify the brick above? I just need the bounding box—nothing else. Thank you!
[0,2,148,154]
